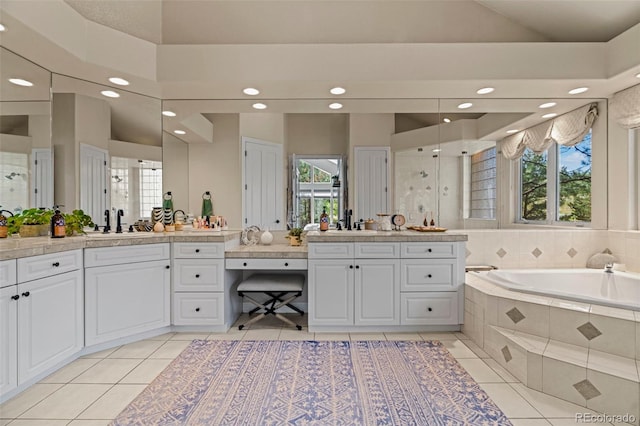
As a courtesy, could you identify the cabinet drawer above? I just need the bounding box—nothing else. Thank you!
[85,243,170,267]
[225,258,308,270]
[0,259,17,288]
[355,243,399,258]
[173,259,224,291]
[400,259,456,291]
[401,242,457,258]
[173,243,224,259]
[400,292,458,325]
[173,292,224,326]
[308,243,353,259]
[17,250,82,283]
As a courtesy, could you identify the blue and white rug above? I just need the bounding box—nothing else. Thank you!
[112,340,511,425]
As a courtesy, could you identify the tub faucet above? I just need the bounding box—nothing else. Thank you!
[604,262,614,273]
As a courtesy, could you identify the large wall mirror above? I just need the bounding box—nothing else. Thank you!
[52,74,162,226]
[0,47,52,214]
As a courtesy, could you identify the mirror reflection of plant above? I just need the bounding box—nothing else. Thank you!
[64,209,94,236]
[7,208,53,234]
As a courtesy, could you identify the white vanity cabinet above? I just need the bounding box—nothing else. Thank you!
[172,243,241,329]
[399,242,464,325]
[84,244,170,346]
[308,242,400,328]
[1,252,83,399]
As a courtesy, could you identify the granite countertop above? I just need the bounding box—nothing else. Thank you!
[0,230,243,260]
[305,230,468,242]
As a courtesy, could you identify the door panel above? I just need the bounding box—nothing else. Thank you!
[243,138,283,229]
[355,147,389,221]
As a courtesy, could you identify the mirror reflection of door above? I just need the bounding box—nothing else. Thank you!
[31,148,53,208]
[80,144,108,226]
[242,137,283,230]
[354,147,390,222]
[291,155,344,229]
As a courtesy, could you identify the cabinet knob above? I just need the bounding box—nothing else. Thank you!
[165,265,170,269]
[426,274,432,278]
[355,265,360,269]
[195,307,200,312]
[11,295,19,301]
[427,307,433,312]
[284,262,289,267]
[22,291,30,297]
[275,220,280,224]
[243,262,247,267]
[52,262,60,267]
[427,248,432,253]
[195,274,200,278]
[349,265,354,269]
[195,249,200,253]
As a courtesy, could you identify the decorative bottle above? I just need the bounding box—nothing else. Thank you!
[319,207,329,231]
[51,207,66,238]
[260,228,274,245]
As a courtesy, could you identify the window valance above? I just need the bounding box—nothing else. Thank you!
[611,83,640,129]
[499,103,598,160]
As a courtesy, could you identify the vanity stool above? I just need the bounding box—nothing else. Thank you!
[237,273,305,330]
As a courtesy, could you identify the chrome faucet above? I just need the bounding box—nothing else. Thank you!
[115,209,124,233]
[604,262,614,273]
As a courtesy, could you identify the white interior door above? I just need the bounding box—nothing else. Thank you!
[31,149,53,209]
[80,144,108,226]
[354,147,390,221]
[242,137,283,230]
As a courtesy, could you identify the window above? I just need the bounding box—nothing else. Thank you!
[0,151,29,213]
[291,156,344,229]
[519,130,591,224]
[469,147,496,219]
[140,166,163,219]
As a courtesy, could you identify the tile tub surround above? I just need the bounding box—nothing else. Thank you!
[464,229,640,273]
[464,272,640,425]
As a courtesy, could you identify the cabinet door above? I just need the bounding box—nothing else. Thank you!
[308,260,353,326]
[85,260,170,346]
[355,259,400,326]
[17,270,83,384]
[0,286,18,395]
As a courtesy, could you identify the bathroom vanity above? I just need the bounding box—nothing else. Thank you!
[0,229,466,401]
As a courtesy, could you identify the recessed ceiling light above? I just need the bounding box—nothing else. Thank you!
[330,87,346,95]
[329,102,343,110]
[9,78,33,87]
[506,129,519,134]
[0,24,6,32]
[443,118,451,123]
[568,87,589,95]
[538,102,556,109]
[457,102,473,109]
[542,113,557,119]
[476,87,494,95]
[252,103,267,110]
[108,77,129,86]
[100,90,120,98]
[174,130,186,135]
[162,111,176,117]
[636,72,640,79]
[243,88,260,96]
[432,148,441,153]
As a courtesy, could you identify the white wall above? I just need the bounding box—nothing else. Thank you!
[286,114,348,156]
[162,133,189,214]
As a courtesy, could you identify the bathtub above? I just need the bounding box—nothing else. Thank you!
[477,268,640,311]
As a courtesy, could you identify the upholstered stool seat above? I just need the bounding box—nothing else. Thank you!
[237,273,305,330]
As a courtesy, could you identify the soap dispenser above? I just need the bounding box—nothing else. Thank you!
[51,207,66,238]
[319,207,329,231]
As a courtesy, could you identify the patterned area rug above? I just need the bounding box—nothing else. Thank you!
[112,340,511,425]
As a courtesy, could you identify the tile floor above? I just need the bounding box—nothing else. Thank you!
[0,314,630,425]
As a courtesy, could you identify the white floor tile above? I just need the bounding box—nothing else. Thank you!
[384,333,423,341]
[39,359,100,384]
[77,384,146,419]
[242,329,282,340]
[509,420,552,426]
[169,333,210,341]
[279,329,315,341]
[5,420,69,426]
[349,333,386,341]
[67,420,112,426]
[145,332,175,341]
[18,384,111,419]
[510,383,599,419]
[0,384,63,419]
[148,340,191,359]
[484,359,520,382]
[71,359,142,384]
[207,332,245,340]
[80,347,119,359]
[107,340,165,359]
[119,359,172,384]
[418,332,459,341]
[461,340,491,358]
[0,420,9,426]
[478,383,542,418]
[456,358,504,383]
[441,339,479,358]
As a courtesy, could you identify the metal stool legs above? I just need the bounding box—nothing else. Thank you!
[238,291,303,330]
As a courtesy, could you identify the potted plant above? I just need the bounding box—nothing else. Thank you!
[64,209,94,236]
[287,227,303,246]
[8,208,53,237]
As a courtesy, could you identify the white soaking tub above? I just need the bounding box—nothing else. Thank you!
[479,268,640,311]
